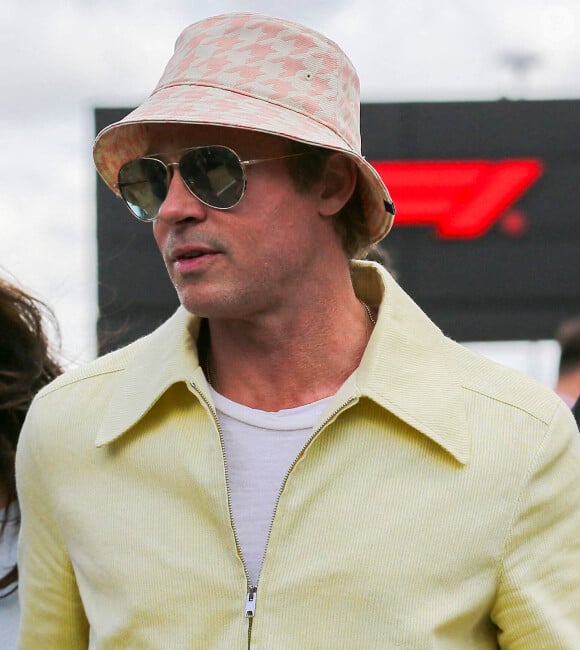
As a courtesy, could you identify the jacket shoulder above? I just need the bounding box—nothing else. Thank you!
[36,337,142,399]
[445,337,561,425]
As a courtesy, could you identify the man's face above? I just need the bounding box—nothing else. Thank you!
[147,124,334,319]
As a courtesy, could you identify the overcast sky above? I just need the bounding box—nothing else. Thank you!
[1,0,579,367]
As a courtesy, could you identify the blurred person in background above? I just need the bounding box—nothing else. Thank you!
[16,12,580,649]
[572,397,580,427]
[555,316,580,408]
[0,275,61,648]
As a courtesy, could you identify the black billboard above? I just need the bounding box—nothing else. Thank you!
[96,100,580,354]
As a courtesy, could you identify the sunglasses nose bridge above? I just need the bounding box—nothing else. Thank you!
[155,159,209,223]
[164,160,190,197]
[168,154,227,210]
[165,160,179,183]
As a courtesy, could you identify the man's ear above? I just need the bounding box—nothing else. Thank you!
[318,153,357,216]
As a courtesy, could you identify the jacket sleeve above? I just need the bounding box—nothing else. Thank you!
[492,400,580,647]
[16,400,90,649]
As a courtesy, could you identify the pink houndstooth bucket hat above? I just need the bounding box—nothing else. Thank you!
[93,12,395,243]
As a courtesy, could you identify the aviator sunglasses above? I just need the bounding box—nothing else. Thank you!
[116,145,303,221]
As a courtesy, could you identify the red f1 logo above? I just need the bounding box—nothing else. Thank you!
[371,159,543,238]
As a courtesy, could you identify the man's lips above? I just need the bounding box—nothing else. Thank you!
[168,243,222,273]
[169,244,220,263]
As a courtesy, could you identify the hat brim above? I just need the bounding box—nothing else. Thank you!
[94,84,394,243]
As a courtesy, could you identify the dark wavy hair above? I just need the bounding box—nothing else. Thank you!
[0,277,62,596]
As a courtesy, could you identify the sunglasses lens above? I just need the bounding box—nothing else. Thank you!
[118,158,168,221]
[117,146,246,219]
[180,146,245,209]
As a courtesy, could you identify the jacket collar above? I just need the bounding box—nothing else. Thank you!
[351,262,469,464]
[94,309,207,448]
[95,262,469,464]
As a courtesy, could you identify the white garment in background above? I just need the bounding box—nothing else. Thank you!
[0,502,20,649]
[210,388,332,586]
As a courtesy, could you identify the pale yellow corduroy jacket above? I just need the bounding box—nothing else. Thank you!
[16,263,580,649]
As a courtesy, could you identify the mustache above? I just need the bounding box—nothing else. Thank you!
[165,234,227,253]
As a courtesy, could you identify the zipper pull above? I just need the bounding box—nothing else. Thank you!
[245,586,257,618]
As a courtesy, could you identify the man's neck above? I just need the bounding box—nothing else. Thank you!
[204,290,375,412]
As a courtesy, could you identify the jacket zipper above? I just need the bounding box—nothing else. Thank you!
[256,397,358,577]
[190,381,256,647]
[191,381,356,648]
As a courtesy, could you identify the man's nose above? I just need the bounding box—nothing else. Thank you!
[155,167,207,224]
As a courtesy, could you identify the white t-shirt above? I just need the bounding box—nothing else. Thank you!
[0,502,20,649]
[210,388,332,586]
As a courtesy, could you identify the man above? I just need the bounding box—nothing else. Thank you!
[573,397,580,427]
[555,316,580,408]
[16,12,580,649]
